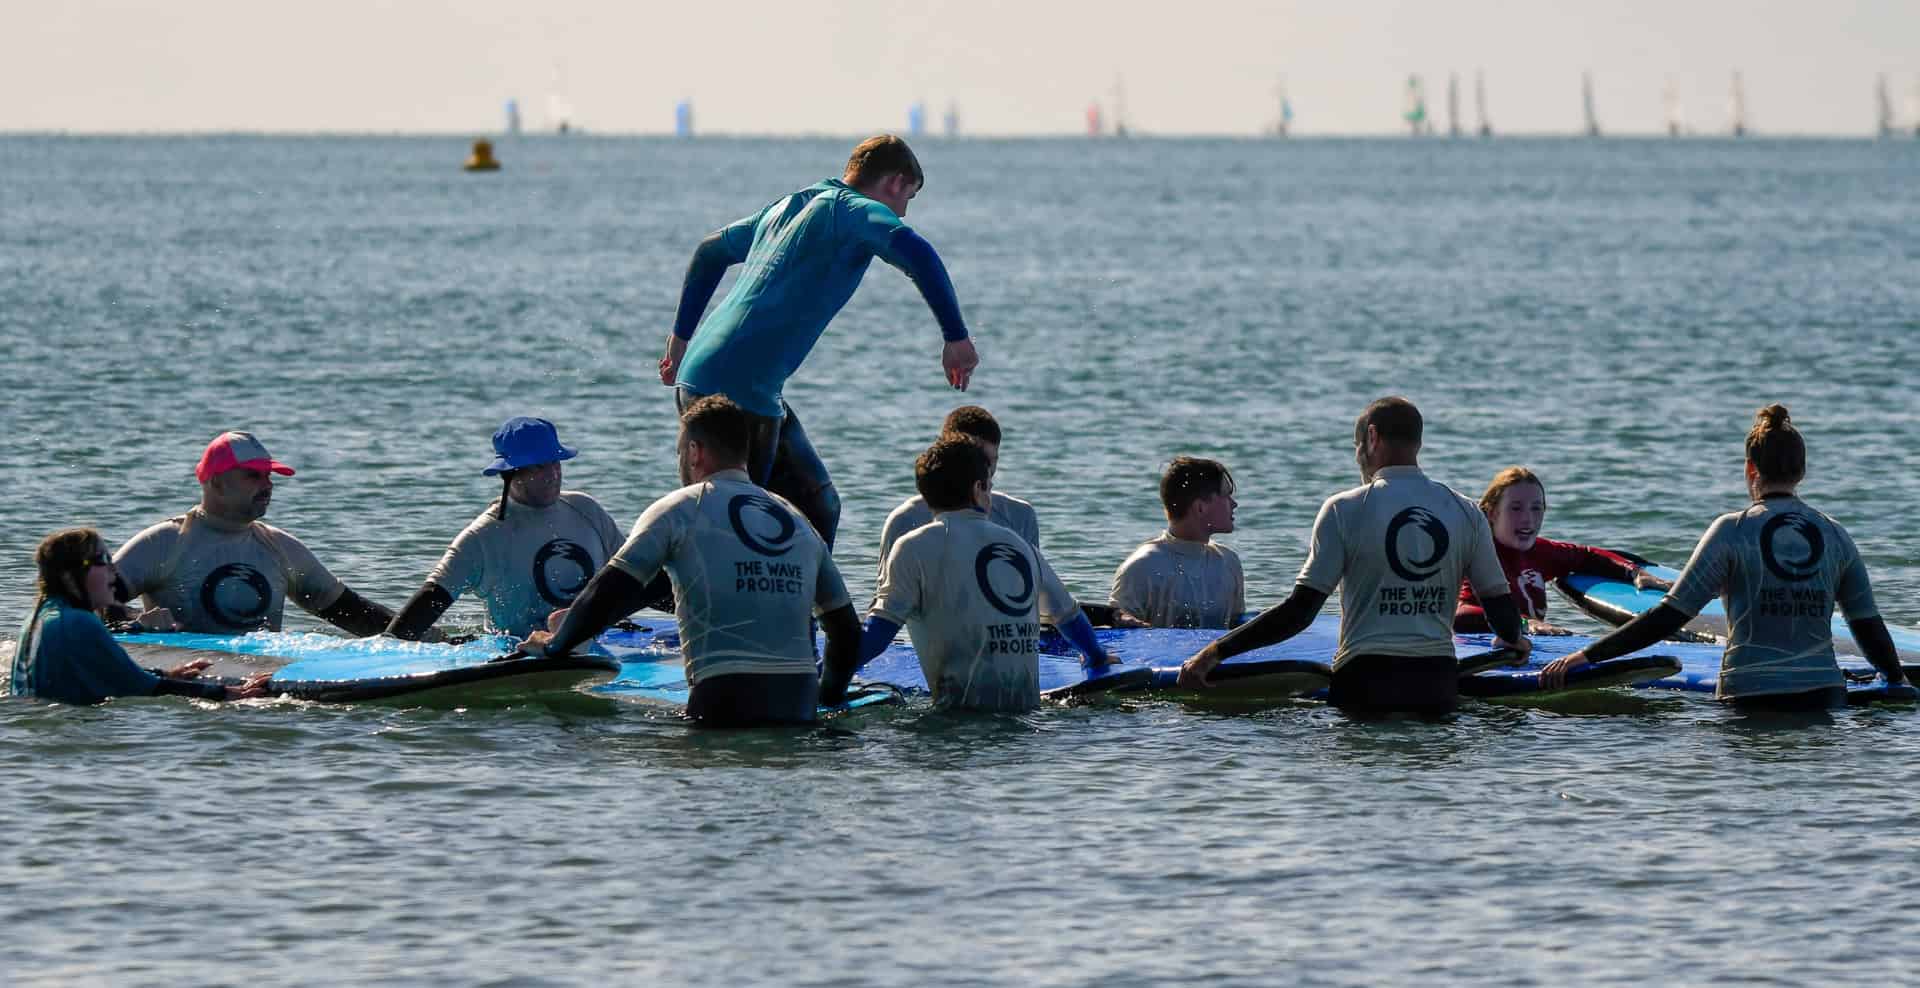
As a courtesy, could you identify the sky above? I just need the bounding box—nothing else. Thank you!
[4,0,1918,136]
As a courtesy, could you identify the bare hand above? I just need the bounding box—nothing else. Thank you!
[165,658,212,679]
[1526,619,1574,637]
[659,334,688,386]
[1110,609,1149,629]
[546,607,571,634]
[1496,635,1534,665]
[226,673,275,700]
[1539,651,1589,690]
[136,608,182,632]
[518,630,557,658]
[1177,646,1220,688]
[942,338,979,391]
[1632,569,1673,592]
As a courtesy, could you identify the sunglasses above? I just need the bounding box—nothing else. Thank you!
[81,551,113,569]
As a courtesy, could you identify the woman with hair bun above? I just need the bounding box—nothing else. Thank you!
[1454,466,1670,635]
[7,528,270,705]
[1540,405,1909,707]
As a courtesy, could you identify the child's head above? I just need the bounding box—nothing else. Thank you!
[1479,466,1546,552]
[36,527,113,609]
[940,406,1001,475]
[1160,456,1236,535]
[916,434,992,512]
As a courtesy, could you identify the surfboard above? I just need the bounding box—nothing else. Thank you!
[1557,564,1920,670]
[589,615,1155,705]
[114,628,619,703]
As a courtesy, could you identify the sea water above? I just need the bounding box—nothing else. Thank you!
[2,135,1917,985]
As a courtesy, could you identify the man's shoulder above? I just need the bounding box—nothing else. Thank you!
[991,491,1036,515]
[123,512,191,545]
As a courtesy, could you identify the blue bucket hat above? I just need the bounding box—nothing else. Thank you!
[483,417,578,476]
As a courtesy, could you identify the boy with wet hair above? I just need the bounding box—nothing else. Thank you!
[1109,456,1245,629]
[876,405,1040,579]
[824,434,1109,712]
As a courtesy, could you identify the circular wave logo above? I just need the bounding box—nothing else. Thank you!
[1760,512,1825,582]
[1384,507,1451,582]
[198,563,274,630]
[728,493,798,557]
[974,543,1035,618]
[532,538,595,606]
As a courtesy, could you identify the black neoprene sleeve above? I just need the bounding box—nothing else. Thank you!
[1206,586,1330,661]
[385,583,455,640]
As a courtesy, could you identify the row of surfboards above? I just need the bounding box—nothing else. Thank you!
[112,566,1920,712]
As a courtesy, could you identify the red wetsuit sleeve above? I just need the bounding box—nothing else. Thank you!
[1454,578,1492,633]
[1538,538,1638,582]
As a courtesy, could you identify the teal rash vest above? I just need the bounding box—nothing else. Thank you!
[673,179,968,418]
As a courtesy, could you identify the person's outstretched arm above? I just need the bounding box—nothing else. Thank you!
[524,565,654,657]
[660,218,758,385]
[878,227,977,390]
[1846,617,1908,685]
[317,588,396,638]
[818,606,878,707]
[386,583,454,640]
[1178,585,1328,687]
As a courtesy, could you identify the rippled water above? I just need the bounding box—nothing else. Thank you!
[4,135,1918,985]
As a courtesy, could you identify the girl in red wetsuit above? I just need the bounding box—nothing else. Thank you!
[1454,467,1671,635]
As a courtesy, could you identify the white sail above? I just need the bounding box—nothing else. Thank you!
[1664,77,1684,137]
[944,101,960,138]
[1111,75,1129,137]
[1730,71,1748,137]
[1475,70,1492,137]
[547,63,575,134]
[1876,75,1893,137]
[1443,73,1459,137]
[1582,71,1600,137]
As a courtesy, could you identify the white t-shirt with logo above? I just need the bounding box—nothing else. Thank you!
[608,468,849,684]
[113,508,346,633]
[1664,496,1877,698]
[871,511,1080,711]
[1108,532,1245,629]
[425,491,626,638]
[1295,466,1508,669]
[876,491,1040,585]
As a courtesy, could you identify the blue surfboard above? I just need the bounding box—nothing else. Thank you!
[115,628,618,703]
[1558,564,1920,671]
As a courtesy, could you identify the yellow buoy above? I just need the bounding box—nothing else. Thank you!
[464,139,501,172]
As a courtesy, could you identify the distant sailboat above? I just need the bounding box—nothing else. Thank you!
[674,99,694,138]
[907,101,927,137]
[1730,72,1748,138]
[505,98,522,137]
[1447,73,1462,138]
[1403,75,1430,136]
[1086,101,1104,138]
[548,64,576,135]
[1111,76,1130,138]
[1475,70,1492,137]
[1269,76,1293,137]
[1664,77,1685,137]
[943,101,960,138]
[1875,75,1893,138]
[1582,71,1601,137]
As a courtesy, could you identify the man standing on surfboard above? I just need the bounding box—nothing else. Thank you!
[657,134,980,550]
[1178,398,1531,714]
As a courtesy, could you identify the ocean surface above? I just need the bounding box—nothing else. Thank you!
[3,135,1918,985]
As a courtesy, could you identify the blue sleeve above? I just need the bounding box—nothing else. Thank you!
[62,614,162,702]
[883,228,970,343]
[670,218,758,341]
[859,616,903,665]
[1058,613,1112,669]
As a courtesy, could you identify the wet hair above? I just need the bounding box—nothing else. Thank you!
[1160,456,1234,521]
[495,472,514,521]
[681,394,751,466]
[940,406,1001,446]
[916,435,991,512]
[1354,396,1423,449]
[35,527,104,609]
[1479,466,1546,519]
[1746,403,1806,484]
[844,134,924,189]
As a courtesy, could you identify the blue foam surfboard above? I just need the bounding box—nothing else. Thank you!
[114,628,619,703]
[589,616,1153,704]
[1558,564,1920,671]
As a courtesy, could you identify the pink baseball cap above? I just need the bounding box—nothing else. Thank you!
[195,431,296,483]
